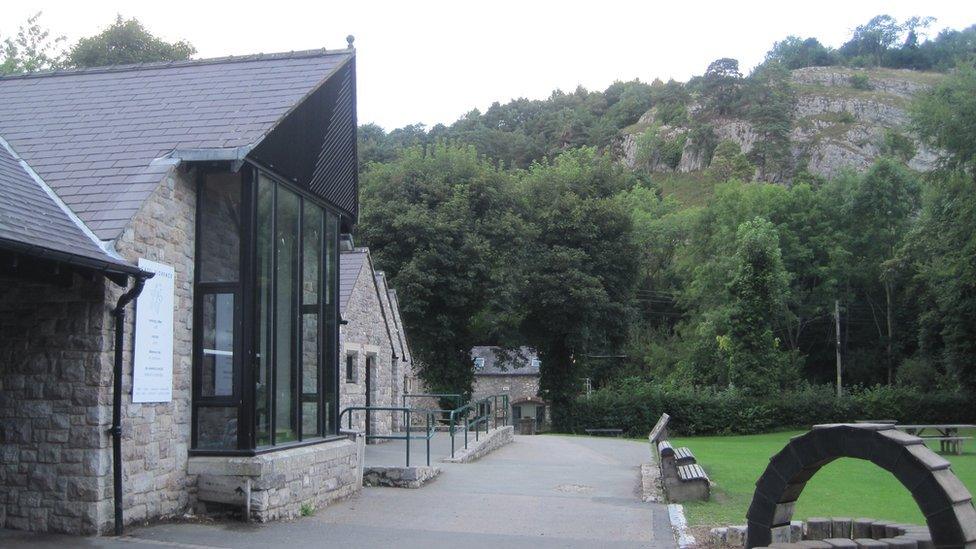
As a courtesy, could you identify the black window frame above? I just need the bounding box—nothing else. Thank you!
[190,162,342,456]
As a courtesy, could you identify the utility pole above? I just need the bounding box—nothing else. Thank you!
[835,299,842,398]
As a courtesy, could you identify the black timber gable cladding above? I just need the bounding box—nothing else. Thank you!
[249,59,358,225]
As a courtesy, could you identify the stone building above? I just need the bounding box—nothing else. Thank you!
[337,242,414,436]
[470,346,547,430]
[0,46,363,535]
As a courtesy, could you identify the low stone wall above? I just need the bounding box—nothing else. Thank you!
[640,463,663,503]
[188,434,364,522]
[363,466,440,488]
[442,425,513,463]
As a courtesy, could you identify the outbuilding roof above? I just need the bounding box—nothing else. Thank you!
[471,346,540,376]
[0,135,140,275]
[0,49,353,239]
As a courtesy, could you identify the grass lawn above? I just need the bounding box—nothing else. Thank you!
[670,430,976,528]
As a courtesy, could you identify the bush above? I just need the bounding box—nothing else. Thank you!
[553,380,974,437]
[848,73,873,91]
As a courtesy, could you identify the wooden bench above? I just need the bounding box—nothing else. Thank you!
[657,441,697,466]
[671,463,710,501]
[584,428,623,437]
[646,412,710,502]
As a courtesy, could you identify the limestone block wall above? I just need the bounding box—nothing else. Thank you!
[472,374,544,427]
[0,274,112,534]
[189,436,362,522]
[107,165,197,530]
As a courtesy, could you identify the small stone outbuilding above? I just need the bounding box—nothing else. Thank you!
[470,346,547,431]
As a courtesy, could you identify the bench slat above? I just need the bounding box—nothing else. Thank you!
[677,463,708,482]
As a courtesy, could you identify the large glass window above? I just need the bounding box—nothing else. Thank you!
[193,166,340,452]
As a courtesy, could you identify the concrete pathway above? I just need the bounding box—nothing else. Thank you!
[1,435,675,548]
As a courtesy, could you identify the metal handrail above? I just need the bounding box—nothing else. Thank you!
[338,406,435,467]
[447,394,510,458]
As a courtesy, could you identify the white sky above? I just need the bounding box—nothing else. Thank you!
[3,1,972,130]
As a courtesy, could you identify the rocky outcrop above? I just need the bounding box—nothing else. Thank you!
[620,67,943,180]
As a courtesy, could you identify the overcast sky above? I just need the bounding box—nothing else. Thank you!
[3,1,972,130]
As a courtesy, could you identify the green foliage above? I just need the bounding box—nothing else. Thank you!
[67,15,195,68]
[881,129,917,162]
[517,148,641,408]
[696,58,743,117]
[905,171,976,392]
[358,144,525,397]
[744,62,796,181]
[635,126,686,170]
[910,64,976,176]
[556,381,974,436]
[300,503,314,517]
[0,12,65,74]
[722,218,794,394]
[763,36,837,70]
[848,73,873,90]
[707,140,755,182]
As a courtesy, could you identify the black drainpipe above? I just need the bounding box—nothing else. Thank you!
[111,273,152,536]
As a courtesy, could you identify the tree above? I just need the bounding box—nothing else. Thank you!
[744,62,796,182]
[722,217,792,394]
[906,172,976,390]
[764,36,837,70]
[518,148,640,410]
[357,144,524,399]
[910,64,976,177]
[846,159,921,383]
[707,140,754,182]
[67,15,195,68]
[840,15,903,66]
[0,12,65,74]
[699,58,743,116]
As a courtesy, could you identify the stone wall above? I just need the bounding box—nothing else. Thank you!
[0,163,195,535]
[338,251,395,437]
[472,373,544,427]
[189,435,362,521]
[0,273,111,534]
[108,164,197,530]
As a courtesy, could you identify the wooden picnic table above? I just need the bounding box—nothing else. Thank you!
[896,424,976,455]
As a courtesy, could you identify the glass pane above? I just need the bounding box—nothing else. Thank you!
[255,176,274,446]
[301,203,323,438]
[199,173,242,283]
[274,186,300,443]
[201,293,235,397]
[323,211,338,434]
[197,407,238,450]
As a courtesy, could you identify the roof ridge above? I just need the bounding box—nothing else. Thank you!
[0,47,353,81]
[0,133,121,260]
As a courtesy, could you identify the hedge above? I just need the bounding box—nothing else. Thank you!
[553,383,975,437]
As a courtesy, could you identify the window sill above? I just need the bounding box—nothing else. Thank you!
[189,434,349,457]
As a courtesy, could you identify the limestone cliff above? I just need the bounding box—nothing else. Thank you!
[620,67,943,179]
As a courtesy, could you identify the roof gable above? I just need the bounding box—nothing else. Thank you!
[0,49,353,239]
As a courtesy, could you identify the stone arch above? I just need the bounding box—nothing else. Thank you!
[745,423,976,547]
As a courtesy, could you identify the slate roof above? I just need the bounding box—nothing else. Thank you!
[338,248,367,315]
[471,346,540,376]
[0,136,139,274]
[0,49,353,240]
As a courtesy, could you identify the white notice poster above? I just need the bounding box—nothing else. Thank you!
[132,258,175,403]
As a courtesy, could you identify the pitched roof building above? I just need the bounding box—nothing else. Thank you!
[337,243,414,436]
[0,46,361,534]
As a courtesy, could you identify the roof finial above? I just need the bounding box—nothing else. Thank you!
[346,35,355,49]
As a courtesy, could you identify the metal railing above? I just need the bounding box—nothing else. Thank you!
[448,394,509,458]
[338,406,435,467]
